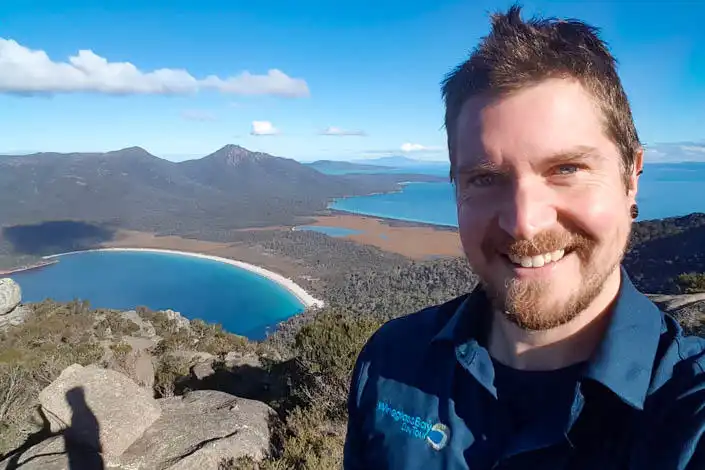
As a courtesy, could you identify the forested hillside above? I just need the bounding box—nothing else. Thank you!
[0,145,443,236]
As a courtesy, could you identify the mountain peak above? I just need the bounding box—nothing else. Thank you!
[106,146,155,159]
[206,144,272,166]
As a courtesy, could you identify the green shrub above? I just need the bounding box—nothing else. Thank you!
[154,354,191,398]
[222,405,345,470]
[153,319,251,358]
[110,341,133,358]
[291,310,382,418]
[190,320,250,357]
[95,310,140,338]
[136,307,182,336]
[676,272,705,294]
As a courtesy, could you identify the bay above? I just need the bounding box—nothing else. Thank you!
[330,163,705,225]
[9,250,305,340]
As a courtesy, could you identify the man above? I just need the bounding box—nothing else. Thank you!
[344,5,705,470]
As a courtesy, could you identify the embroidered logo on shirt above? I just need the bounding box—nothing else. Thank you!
[427,423,450,450]
[376,401,450,450]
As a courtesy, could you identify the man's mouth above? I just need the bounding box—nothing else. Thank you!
[504,249,568,268]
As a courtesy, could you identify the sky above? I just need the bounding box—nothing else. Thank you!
[0,0,704,162]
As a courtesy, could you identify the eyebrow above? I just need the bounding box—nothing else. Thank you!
[541,145,603,167]
[455,145,603,175]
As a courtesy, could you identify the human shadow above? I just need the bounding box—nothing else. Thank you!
[64,387,104,470]
[0,387,104,469]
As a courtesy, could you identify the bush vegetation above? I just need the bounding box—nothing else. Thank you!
[0,300,105,456]
[224,310,381,470]
[676,272,705,294]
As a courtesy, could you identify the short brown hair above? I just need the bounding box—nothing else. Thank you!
[442,4,641,185]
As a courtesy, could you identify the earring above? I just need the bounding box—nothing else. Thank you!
[630,204,639,219]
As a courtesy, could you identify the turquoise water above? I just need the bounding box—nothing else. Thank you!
[296,225,363,237]
[330,163,705,224]
[9,250,305,340]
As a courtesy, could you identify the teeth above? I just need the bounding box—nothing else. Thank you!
[507,249,565,268]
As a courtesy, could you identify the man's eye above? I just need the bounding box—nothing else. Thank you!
[555,164,580,175]
[468,173,498,187]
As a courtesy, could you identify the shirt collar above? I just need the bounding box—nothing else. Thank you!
[431,266,664,409]
[583,266,663,410]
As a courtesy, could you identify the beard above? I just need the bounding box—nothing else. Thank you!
[480,228,628,331]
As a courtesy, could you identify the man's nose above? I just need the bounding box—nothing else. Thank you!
[498,180,557,240]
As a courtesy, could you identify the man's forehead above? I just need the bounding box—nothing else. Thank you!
[452,81,617,168]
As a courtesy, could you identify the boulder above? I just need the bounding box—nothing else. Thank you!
[652,293,705,337]
[38,364,161,458]
[169,350,215,364]
[0,436,108,470]
[118,390,277,469]
[0,305,31,329]
[120,310,157,337]
[162,309,191,330]
[650,293,705,312]
[0,278,21,315]
[225,351,263,369]
[191,360,215,381]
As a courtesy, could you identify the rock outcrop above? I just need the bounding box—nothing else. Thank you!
[38,364,161,458]
[651,293,705,336]
[1,364,276,469]
[0,278,31,329]
[120,309,157,337]
[0,278,21,315]
[163,308,191,330]
[119,390,276,469]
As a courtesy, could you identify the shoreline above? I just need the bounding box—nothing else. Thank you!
[326,208,459,231]
[43,248,325,310]
[302,213,464,259]
[0,259,59,276]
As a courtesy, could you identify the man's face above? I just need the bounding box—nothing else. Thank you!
[453,79,641,330]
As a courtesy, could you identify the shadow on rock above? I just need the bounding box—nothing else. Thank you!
[178,358,307,417]
[1,386,104,470]
[65,387,104,470]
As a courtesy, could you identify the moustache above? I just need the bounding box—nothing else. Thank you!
[502,231,593,258]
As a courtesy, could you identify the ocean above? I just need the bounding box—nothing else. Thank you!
[9,250,305,340]
[328,163,705,225]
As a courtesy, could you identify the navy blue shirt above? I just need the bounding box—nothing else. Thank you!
[344,268,705,469]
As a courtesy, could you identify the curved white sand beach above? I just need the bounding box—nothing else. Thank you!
[44,248,325,309]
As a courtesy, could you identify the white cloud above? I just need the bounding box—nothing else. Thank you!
[0,37,310,97]
[181,110,218,122]
[681,145,705,154]
[250,121,279,136]
[643,143,705,162]
[400,143,443,152]
[319,126,366,136]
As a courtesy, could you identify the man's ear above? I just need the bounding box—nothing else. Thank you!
[628,147,644,198]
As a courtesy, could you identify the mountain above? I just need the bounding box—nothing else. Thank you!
[179,145,348,198]
[0,145,436,238]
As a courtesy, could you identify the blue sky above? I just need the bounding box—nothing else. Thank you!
[1,0,704,162]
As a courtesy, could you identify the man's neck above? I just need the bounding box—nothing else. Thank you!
[488,269,622,371]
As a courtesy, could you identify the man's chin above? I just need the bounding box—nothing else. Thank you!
[484,277,582,330]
